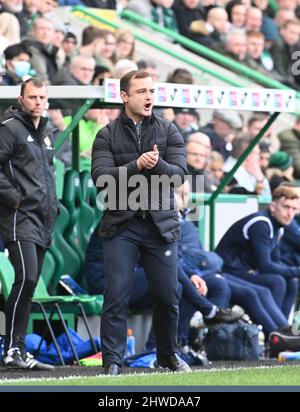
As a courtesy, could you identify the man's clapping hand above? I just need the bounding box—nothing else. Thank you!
[137,144,159,170]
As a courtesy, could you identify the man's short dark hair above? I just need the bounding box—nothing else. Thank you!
[81,26,106,46]
[120,70,151,94]
[231,134,251,159]
[137,60,157,70]
[4,43,32,61]
[247,112,269,127]
[272,185,299,201]
[20,78,45,97]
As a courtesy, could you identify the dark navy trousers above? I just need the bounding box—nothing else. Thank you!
[178,271,231,346]
[101,215,179,367]
[223,273,288,335]
[230,271,298,320]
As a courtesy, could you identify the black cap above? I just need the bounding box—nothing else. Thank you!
[174,107,198,116]
[64,32,77,43]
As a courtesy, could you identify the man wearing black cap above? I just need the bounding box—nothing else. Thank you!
[173,107,200,143]
[62,32,78,67]
[200,109,243,159]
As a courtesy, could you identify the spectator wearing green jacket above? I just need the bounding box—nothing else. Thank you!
[64,110,109,170]
[278,116,300,179]
[126,0,178,32]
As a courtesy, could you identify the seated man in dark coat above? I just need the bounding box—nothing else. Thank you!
[216,185,300,320]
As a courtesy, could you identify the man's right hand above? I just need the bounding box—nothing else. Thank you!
[137,145,159,170]
[191,275,208,296]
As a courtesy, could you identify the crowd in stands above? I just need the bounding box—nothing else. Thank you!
[1,0,300,89]
[1,0,300,360]
[0,0,300,188]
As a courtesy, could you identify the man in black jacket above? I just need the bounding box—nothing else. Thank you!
[92,70,190,374]
[0,78,57,370]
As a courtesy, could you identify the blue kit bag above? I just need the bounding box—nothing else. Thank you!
[204,320,260,361]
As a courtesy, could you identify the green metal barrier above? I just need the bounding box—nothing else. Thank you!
[54,99,95,152]
[54,98,96,171]
[268,0,278,11]
[208,112,280,249]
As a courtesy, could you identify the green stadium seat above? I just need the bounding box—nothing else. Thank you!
[0,252,65,364]
[49,202,81,290]
[0,252,100,365]
[40,251,56,289]
[80,170,103,226]
[62,170,95,263]
[45,201,103,316]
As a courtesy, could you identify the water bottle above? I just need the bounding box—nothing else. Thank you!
[126,328,136,357]
[258,325,265,358]
[278,351,300,362]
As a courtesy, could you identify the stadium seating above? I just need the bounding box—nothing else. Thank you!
[62,169,95,263]
[80,170,103,228]
[50,202,82,289]
[0,252,100,365]
[40,251,57,290]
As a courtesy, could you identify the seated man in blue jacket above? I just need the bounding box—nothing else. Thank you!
[280,187,300,267]
[175,182,294,345]
[216,185,300,320]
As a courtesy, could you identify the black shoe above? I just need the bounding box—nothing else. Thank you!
[2,347,28,369]
[156,353,192,372]
[104,363,122,375]
[269,331,300,358]
[277,325,292,336]
[204,307,243,326]
[277,325,300,336]
[21,352,55,371]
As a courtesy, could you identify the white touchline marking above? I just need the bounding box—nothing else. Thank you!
[0,364,293,385]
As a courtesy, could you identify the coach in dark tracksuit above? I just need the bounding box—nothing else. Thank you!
[91,70,190,374]
[216,186,300,319]
[0,79,57,370]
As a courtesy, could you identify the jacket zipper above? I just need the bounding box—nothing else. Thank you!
[135,124,146,219]
[39,143,51,240]
[137,135,141,151]
[9,160,20,241]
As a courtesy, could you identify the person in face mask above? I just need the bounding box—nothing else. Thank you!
[1,43,34,85]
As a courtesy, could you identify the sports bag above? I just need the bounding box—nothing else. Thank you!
[204,320,260,361]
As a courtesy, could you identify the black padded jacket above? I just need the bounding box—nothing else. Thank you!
[0,106,58,247]
[92,110,187,242]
